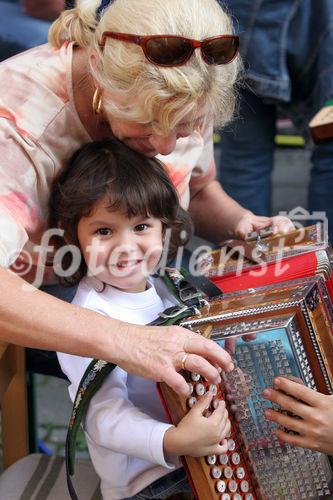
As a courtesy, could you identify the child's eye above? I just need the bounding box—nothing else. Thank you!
[135,223,148,232]
[96,228,112,236]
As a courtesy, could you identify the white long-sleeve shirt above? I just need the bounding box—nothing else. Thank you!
[57,276,181,499]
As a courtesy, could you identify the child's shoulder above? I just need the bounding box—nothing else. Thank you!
[72,276,107,309]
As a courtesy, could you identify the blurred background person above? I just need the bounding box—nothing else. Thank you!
[218,0,333,241]
[0,0,65,61]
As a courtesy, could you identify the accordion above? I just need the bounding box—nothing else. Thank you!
[199,224,333,298]
[159,276,333,499]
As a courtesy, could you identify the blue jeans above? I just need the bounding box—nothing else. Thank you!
[124,468,192,499]
[218,0,333,241]
[0,0,50,61]
[219,88,333,242]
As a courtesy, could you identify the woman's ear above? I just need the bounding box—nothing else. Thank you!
[90,50,99,70]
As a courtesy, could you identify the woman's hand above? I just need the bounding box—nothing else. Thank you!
[262,377,333,455]
[115,322,234,397]
[164,392,231,457]
[235,213,294,239]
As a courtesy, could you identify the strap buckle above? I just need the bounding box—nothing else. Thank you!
[158,304,190,319]
[178,282,210,310]
[179,283,203,304]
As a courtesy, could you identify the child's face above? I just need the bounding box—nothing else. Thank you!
[77,196,164,293]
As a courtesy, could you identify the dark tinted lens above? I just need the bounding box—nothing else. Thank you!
[202,37,239,65]
[145,37,193,65]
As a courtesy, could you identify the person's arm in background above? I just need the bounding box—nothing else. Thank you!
[21,0,65,21]
[189,178,293,242]
[262,377,333,455]
[188,122,294,242]
[0,267,234,396]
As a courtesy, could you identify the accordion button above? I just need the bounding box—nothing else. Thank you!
[227,439,236,451]
[235,466,245,479]
[228,479,238,493]
[231,452,240,465]
[208,384,218,395]
[187,396,197,408]
[187,383,194,394]
[245,494,254,500]
[232,494,242,500]
[240,480,249,493]
[220,494,230,500]
[218,454,229,465]
[211,466,222,479]
[206,454,217,465]
[216,480,227,493]
[223,466,233,479]
[190,372,201,382]
[195,383,205,396]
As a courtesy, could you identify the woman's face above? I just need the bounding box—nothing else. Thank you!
[103,98,208,157]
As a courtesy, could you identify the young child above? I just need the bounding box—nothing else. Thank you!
[51,139,231,500]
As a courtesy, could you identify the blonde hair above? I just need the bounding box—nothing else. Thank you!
[49,0,241,135]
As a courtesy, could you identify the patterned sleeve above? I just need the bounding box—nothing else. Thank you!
[0,118,52,267]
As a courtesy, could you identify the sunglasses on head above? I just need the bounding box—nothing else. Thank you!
[100,32,239,67]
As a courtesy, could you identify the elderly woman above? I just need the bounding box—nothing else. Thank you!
[0,0,292,393]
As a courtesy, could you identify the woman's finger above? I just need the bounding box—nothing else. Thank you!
[162,367,195,397]
[273,377,323,407]
[264,408,304,434]
[262,387,310,418]
[274,428,321,453]
[183,335,234,373]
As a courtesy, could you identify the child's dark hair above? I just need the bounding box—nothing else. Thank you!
[49,138,193,285]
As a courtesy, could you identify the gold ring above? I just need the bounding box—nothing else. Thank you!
[181,353,189,371]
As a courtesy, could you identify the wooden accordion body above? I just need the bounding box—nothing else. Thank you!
[159,276,333,500]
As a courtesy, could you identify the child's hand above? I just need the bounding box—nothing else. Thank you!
[262,377,333,455]
[164,392,231,457]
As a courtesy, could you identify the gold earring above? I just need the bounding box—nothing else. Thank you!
[92,88,103,115]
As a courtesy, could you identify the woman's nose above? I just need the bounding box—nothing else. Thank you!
[148,132,177,156]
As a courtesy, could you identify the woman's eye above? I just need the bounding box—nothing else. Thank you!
[135,223,148,232]
[96,228,112,236]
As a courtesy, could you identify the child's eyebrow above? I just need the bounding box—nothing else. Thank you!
[88,220,111,226]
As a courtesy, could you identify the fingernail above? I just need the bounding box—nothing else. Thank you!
[262,389,271,397]
[274,378,281,386]
[217,375,222,384]
[265,410,271,418]
[227,362,234,372]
